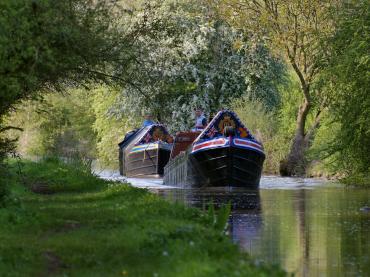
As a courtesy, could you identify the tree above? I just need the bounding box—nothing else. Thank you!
[0,0,157,203]
[5,90,98,158]
[91,86,139,168]
[217,0,339,175]
[0,0,128,118]
[112,0,284,132]
[318,0,370,177]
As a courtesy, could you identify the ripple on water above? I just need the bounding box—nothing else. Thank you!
[96,169,174,189]
[259,175,340,189]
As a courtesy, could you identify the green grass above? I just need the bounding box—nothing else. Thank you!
[15,156,106,193]
[0,159,284,276]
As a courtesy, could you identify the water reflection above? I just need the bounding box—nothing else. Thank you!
[157,187,263,251]
[98,172,370,277]
[155,186,370,277]
[157,187,260,209]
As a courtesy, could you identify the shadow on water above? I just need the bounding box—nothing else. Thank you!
[99,171,370,277]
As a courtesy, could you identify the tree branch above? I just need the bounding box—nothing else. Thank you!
[286,46,311,102]
[305,108,324,142]
[0,126,24,133]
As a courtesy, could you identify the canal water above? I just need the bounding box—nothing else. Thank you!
[99,172,370,277]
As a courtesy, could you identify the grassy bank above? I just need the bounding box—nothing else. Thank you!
[0,158,284,276]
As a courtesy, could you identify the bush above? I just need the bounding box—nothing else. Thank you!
[0,133,18,206]
[0,169,9,206]
[231,95,293,174]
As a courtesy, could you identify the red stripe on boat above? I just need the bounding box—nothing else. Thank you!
[233,139,263,150]
[192,138,227,152]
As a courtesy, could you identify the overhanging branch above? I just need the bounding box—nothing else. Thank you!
[0,126,24,133]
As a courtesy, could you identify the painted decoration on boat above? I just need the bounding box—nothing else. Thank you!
[191,137,264,155]
[232,138,264,154]
[195,110,255,142]
[136,125,173,145]
[191,110,264,155]
[191,138,229,152]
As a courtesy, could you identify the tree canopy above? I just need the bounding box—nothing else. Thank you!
[317,0,370,176]
[1,0,121,117]
[111,1,284,132]
[216,0,340,175]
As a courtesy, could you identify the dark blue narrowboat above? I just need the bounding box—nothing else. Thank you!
[164,110,265,188]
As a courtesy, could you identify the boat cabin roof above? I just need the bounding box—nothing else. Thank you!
[134,124,173,145]
[119,124,173,153]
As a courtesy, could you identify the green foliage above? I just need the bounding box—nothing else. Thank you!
[19,157,106,193]
[314,0,370,178]
[307,115,341,177]
[114,0,284,132]
[0,159,285,276]
[231,78,301,173]
[0,129,20,206]
[3,103,41,156]
[0,163,10,206]
[232,97,279,173]
[5,90,97,158]
[5,86,139,169]
[36,92,97,158]
[214,203,232,233]
[276,78,304,136]
[5,86,140,168]
[91,86,140,168]
[5,86,141,169]
[218,0,339,175]
[341,173,370,187]
[206,202,231,234]
[0,0,134,200]
[0,0,128,119]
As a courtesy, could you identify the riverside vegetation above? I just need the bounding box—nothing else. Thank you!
[0,158,284,276]
[0,0,368,275]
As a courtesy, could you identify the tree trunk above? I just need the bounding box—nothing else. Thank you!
[280,97,311,176]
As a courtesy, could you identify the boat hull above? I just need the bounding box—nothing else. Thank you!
[189,145,264,188]
[164,141,265,188]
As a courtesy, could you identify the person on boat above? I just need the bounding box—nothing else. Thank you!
[192,108,207,131]
[142,113,156,127]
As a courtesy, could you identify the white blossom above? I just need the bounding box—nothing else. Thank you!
[110,0,283,133]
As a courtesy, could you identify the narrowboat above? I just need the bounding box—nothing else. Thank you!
[118,124,173,178]
[163,110,265,188]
